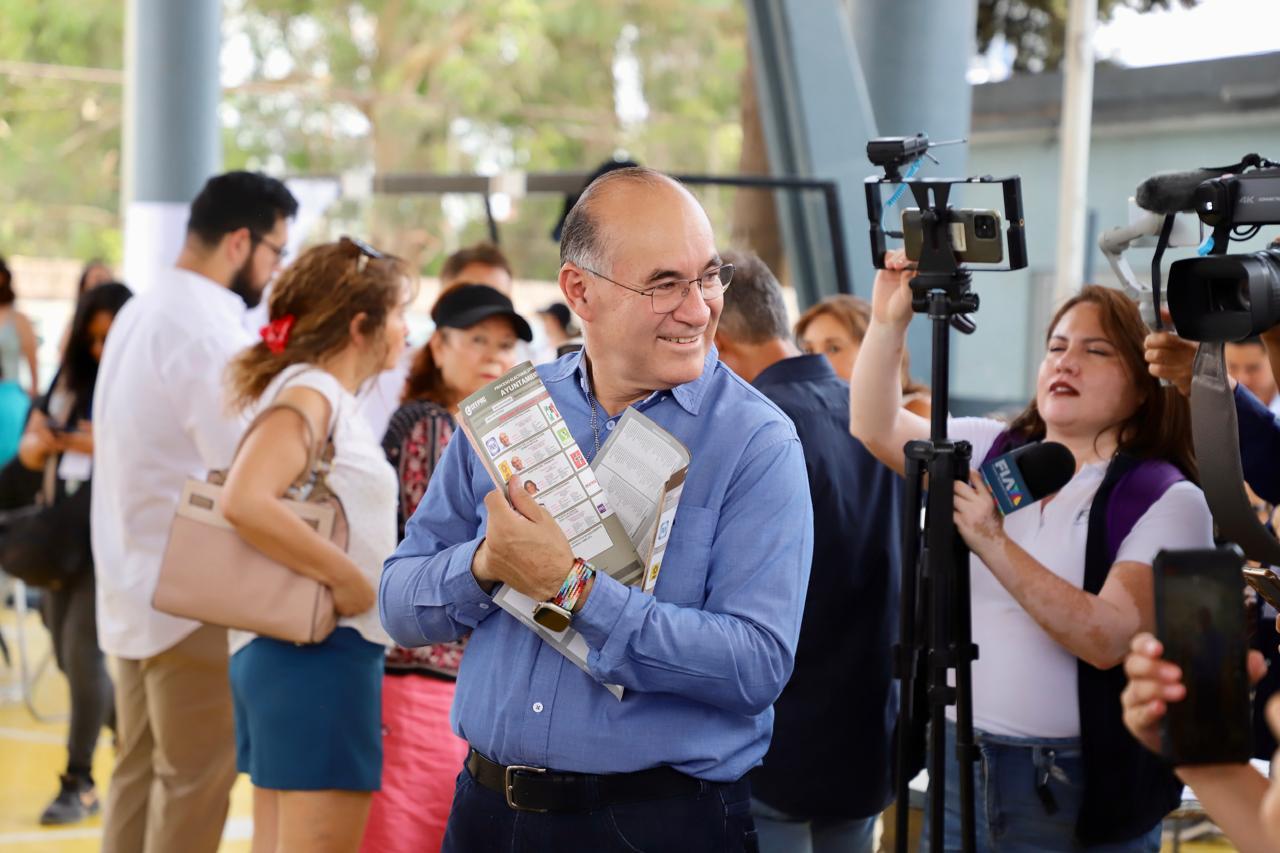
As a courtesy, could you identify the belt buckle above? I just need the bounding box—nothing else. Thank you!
[504,764,548,812]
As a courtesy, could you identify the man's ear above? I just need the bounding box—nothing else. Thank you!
[223,226,253,266]
[560,263,591,322]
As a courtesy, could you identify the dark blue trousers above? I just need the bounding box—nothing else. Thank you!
[442,765,759,852]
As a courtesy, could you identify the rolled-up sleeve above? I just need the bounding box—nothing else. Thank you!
[574,429,813,716]
[380,433,499,646]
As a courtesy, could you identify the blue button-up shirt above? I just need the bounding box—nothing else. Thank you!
[380,347,813,781]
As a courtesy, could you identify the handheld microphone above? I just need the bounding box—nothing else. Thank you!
[980,441,1076,516]
[1135,168,1236,214]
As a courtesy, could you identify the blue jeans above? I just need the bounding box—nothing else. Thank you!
[920,722,1161,852]
[442,764,759,852]
[751,798,875,853]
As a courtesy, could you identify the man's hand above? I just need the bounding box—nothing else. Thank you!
[1144,330,1199,397]
[472,476,576,601]
[871,249,916,331]
[1121,632,1267,758]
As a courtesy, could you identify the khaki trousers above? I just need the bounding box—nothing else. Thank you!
[101,623,237,853]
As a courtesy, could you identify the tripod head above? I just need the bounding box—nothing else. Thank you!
[903,189,980,333]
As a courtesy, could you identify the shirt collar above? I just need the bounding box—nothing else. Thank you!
[171,268,248,318]
[752,353,836,389]
[560,345,720,417]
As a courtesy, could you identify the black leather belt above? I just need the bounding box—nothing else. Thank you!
[466,748,705,813]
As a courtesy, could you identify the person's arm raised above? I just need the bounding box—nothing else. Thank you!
[848,249,930,475]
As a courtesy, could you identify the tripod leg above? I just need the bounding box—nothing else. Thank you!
[951,446,979,853]
[924,449,955,852]
[894,446,928,853]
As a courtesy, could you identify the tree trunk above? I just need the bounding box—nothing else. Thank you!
[730,45,787,286]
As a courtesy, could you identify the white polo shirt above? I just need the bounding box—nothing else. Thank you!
[92,269,252,660]
[949,417,1214,739]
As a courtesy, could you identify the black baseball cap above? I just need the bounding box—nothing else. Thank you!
[537,302,579,335]
[432,283,533,341]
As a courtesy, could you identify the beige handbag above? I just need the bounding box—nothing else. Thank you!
[153,400,348,644]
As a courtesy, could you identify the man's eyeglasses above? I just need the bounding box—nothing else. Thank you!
[581,263,735,314]
[253,234,288,263]
[339,235,391,273]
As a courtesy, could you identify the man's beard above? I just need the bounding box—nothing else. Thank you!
[229,257,263,308]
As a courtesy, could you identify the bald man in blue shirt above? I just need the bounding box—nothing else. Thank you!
[380,167,813,852]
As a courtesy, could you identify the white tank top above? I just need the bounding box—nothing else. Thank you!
[230,363,397,653]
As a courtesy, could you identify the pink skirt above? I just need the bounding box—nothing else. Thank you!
[359,673,468,853]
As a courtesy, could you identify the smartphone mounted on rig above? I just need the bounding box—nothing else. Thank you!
[865,133,1028,276]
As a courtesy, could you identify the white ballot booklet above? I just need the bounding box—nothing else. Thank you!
[457,363,690,700]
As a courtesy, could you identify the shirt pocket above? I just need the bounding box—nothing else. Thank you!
[653,505,718,606]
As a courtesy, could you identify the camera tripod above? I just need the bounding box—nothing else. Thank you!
[892,205,981,853]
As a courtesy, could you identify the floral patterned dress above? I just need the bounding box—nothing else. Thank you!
[381,399,466,679]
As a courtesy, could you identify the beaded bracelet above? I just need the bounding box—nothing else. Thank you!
[551,558,596,613]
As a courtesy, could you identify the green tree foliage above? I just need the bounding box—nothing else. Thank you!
[0,0,1204,273]
[0,0,124,260]
[217,0,747,277]
[977,0,1199,73]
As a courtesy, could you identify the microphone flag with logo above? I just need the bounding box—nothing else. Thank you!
[980,441,1076,516]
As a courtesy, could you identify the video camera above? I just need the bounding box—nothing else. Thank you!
[1161,156,1280,342]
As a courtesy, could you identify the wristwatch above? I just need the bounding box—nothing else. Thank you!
[532,601,573,632]
[532,558,596,632]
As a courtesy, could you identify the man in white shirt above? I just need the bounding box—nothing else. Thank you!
[92,171,297,853]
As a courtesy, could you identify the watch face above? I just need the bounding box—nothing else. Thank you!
[532,602,572,633]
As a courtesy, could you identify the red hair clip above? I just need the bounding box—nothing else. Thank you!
[260,314,296,355]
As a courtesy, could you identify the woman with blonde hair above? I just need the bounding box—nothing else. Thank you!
[220,237,410,853]
[796,293,930,417]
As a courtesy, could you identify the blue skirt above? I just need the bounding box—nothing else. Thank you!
[230,627,385,791]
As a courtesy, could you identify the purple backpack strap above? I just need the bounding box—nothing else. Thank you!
[980,429,1021,467]
[1104,460,1185,565]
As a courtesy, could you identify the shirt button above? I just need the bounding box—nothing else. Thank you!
[606,420,616,431]
[532,702,544,713]
[479,603,489,610]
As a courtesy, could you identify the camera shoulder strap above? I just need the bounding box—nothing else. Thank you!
[1190,341,1280,565]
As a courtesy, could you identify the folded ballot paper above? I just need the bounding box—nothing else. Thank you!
[457,362,689,700]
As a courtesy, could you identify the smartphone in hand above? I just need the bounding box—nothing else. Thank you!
[1153,547,1252,765]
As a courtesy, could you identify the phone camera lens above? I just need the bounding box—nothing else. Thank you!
[974,215,997,240]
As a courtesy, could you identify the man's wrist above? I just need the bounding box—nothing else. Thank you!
[550,558,595,612]
[572,575,595,613]
[470,539,497,593]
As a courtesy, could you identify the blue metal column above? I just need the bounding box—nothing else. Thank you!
[849,0,977,178]
[849,0,979,376]
[121,0,221,292]
[744,0,879,309]
[749,0,978,373]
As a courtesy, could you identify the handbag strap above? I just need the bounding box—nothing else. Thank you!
[219,372,340,493]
